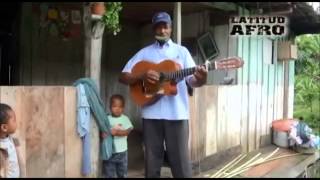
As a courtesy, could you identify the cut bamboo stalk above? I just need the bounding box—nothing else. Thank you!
[220,155,261,178]
[215,154,248,177]
[248,153,302,168]
[225,155,265,178]
[210,154,244,178]
[246,148,280,168]
[225,149,284,177]
[212,150,302,178]
[225,166,251,178]
[227,153,261,175]
[262,148,279,161]
[227,153,303,178]
[210,154,242,177]
[213,154,247,178]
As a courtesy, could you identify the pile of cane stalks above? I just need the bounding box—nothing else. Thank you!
[210,148,302,178]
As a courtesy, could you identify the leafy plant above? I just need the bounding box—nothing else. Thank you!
[294,34,320,133]
[101,2,122,35]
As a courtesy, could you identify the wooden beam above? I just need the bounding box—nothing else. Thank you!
[83,3,105,92]
[82,3,104,177]
[283,61,289,118]
[200,2,238,12]
[173,2,181,45]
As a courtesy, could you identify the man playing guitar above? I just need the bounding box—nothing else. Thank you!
[119,12,243,178]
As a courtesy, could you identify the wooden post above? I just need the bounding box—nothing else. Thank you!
[173,2,181,45]
[83,3,105,92]
[83,2,105,177]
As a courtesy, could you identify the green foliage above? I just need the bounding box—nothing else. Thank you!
[101,2,122,35]
[294,104,320,135]
[294,34,320,134]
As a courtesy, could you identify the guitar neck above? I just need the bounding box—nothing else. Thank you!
[163,61,216,80]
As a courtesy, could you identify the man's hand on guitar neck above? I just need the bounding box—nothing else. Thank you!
[188,65,208,88]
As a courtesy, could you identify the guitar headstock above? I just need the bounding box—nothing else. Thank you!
[215,57,244,70]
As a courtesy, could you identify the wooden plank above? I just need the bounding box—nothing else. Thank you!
[287,61,295,118]
[192,88,199,162]
[222,86,229,149]
[225,86,233,150]
[277,60,284,120]
[64,87,82,177]
[255,37,263,149]
[274,59,279,122]
[24,87,65,177]
[283,61,289,118]
[196,87,207,159]
[89,117,100,177]
[239,8,250,153]
[205,85,218,156]
[224,86,231,149]
[189,94,199,162]
[261,48,269,148]
[226,85,242,147]
[239,37,249,152]
[248,37,258,152]
[266,42,276,134]
[0,86,86,177]
[274,40,285,120]
[237,35,243,85]
[222,85,231,150]
[261,37,269,138]
[236,32,244,150]
[217,86,227,151]
[83,4,105,176]
[273,40,279,121]
[263,38,273,65]
[227,21,238,85]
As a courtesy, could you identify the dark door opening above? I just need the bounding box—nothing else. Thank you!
[0,3,21,85]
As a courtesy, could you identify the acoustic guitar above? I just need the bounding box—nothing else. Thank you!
[130,57,244,106]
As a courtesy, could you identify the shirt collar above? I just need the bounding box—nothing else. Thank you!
[154,39,173,48]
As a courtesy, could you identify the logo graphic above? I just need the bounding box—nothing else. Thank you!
[229,16,289,37]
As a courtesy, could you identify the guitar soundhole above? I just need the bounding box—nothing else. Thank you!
[159,72,165,82]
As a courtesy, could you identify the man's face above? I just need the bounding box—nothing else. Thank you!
[154,22,172,39]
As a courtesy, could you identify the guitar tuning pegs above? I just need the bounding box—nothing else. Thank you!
[205,60,210,71]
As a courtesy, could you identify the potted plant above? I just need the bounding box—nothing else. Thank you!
[100,2,122,35]
[91,2,106,16]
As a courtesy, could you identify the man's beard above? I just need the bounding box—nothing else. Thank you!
[155,35,169,45]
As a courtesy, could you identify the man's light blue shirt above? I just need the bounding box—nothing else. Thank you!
[122,39,196,120]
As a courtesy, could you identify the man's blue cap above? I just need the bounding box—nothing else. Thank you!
[152,12,172,26]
